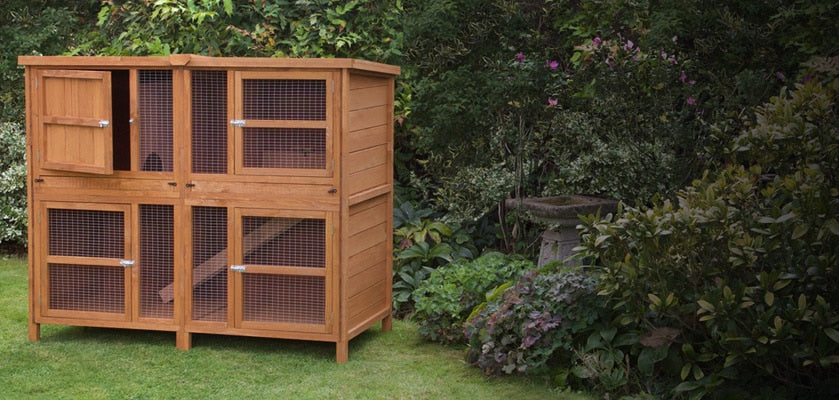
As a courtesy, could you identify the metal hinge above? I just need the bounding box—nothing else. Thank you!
[119,259,135,268]
[230,265,246,272]
[98,120,110,128]
[230,119,246,127]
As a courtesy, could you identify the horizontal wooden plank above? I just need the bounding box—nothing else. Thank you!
[349,105,388,132]
[239,120,327,129]
[19,55,401,76]
[347,145,387,176]
[348,125,388,153]
[349,193,388,215]
[347,308,390,339]
[185,324,338,342]
[348,260,387,298]
[349,197,388,236]
[347,163,388,195]
[348,222,388,255]
[348,280,387,320]
[348,185,390,206]
[34,316,178,330]
[349,85,389,111]
[349,74,390,90]
[241,265,326,276]
[348,241,389,275]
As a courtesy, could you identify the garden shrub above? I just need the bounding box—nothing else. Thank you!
[391,199,481,317]
[464,267,606,376]
[0,123,27,247]
[412,252,532,344]
[576,69,839,398]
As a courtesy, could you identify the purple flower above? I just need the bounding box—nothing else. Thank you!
[672,35,679,43]
[593,37,602,46]
[680,72,687,83]
[776,71,786,80]
[549,60,558,70]
[515,52,524,64]
[624,40,634,51]
[686,97,696,105]
[548,98,558,107]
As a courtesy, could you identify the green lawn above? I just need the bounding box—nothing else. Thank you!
[0,256,591,399]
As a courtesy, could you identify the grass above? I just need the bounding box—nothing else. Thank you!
[0,256,592,399]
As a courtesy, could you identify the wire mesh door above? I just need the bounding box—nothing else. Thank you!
[231,209,332,333]
[42,202,131,320]
[232,71,333,177]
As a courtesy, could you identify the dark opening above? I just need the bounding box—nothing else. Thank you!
[111,70,131,171]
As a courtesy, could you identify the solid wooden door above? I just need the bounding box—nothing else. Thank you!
[37,70,114,175]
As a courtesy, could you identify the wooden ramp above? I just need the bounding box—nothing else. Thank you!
[158,218,301,303]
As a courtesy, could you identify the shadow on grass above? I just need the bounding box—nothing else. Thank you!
[40,322,385,361]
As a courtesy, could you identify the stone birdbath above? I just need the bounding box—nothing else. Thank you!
[505,195,619,267]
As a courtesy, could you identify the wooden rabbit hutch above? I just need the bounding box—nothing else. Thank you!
[19,55,399,362]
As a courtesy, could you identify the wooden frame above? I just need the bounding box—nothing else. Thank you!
[20,55,399,362]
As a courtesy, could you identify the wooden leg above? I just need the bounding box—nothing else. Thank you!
[381,314,393,332]
[336,340,349,363]
[28,320,40,342]
[176,330,192,350]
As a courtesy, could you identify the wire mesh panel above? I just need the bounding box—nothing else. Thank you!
[192,70,228,174]
[49,264,125,313]
[139,70,173,172]
[139,204,174,319]
[47,207,126,314]
[242,274,325,325]
[242,79,326,121]
[243,216,325,268]
[192,206,228,322]
[242,128,326,170]
[49,208,124,258]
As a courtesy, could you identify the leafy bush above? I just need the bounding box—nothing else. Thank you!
[392,200,478,317]
[1,1,97,123]
[464,267,605,375]
[0,123,27,247]
[412,252,532,344]
[576,70,839,398]
[76,0,402,63]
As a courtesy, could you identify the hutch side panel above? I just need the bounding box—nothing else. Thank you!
[343,72,395,336]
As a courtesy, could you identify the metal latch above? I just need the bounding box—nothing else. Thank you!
[230,265,246,272]
[230,119,246,127]
[119,259,135,268]
[99,120,111,128]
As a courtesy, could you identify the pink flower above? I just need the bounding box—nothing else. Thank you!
[680,72,687,83]
[624,40,634,51]
[593,37,602,46]
[516,52,524,63]
[549,60,558,70]
[548,98,558,107]
[686,97,696,105]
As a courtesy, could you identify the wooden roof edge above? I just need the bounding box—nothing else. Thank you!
[18,54,400,76]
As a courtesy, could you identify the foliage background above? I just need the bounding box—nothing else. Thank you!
[2,0,838,249]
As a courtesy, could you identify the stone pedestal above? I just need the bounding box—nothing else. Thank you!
[538,228,582,267]
[506,195,619,268]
